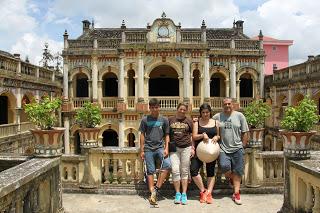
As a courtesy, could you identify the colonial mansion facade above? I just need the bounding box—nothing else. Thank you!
[61,14,265,154]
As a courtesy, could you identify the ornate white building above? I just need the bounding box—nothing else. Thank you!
[62,13,265,154]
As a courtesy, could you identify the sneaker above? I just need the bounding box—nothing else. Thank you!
[181,193,187,205]
[206,192,213,204]
[149,189,158,205]
[199,190,206,203]
[232,193,242,205]
[174,192,181,204]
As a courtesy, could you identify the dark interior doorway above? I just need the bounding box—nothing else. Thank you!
[102,129,119,146]
[0,96,8,124]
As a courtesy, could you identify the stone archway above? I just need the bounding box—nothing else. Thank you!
[102,72,118,97]
[239,73,253,97]
[73,73,89,97]
[0,91,16,124]
[210,72,226,97]
[149,65,179,96]
[102,129,119,146]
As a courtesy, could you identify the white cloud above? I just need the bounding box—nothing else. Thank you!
[10,33,63,65]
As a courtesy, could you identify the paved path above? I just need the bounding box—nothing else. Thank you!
[63,193,283,213]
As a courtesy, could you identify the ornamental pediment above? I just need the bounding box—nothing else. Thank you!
[149,12,177,43]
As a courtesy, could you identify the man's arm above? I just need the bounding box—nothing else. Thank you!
[140,133,145,159]
[241,132,248,147]
[164,134,169,157]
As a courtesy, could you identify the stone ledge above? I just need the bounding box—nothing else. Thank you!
[289,151,320,179]
[0,157,60,198]
[89,147,140,154]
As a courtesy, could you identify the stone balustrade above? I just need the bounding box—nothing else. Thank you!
[209,97,225,110]
[192,96,201,109]
[72,97,91,109]
[127,96,135,109]
[101,97,118,109]
[125,32,147,43]
[288,151,320,212]
[151,96,180,110]
[235,39,260,50]
[0,157,63,213]
[207,39,230,49]
[98,39,121,49]
[0,123,18,138]
[181,32,202,43]
[240,97,253,108]
[68,39,93,49]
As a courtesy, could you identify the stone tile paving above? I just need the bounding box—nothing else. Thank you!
[63,193,283,213]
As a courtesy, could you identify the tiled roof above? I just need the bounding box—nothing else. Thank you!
[0,50,15,58]
[207,29,249,39]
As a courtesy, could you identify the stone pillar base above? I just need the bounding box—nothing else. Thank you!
[117,102,127,113]
[136,102,148,113]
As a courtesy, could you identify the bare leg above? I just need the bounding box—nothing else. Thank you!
[156,170,169,188]
[206,177,215,194]
[173,180,181,193]
[232,174,241,194]
[147,175,155,192]
[181,179,188,193]
[192,174,206,192]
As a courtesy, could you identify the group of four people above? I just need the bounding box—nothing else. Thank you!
[139,97,249,206]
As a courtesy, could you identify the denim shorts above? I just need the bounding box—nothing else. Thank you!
[145,148,171,175]
[219,148,244,176]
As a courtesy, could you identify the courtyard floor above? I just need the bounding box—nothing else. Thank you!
[63,193,283,213]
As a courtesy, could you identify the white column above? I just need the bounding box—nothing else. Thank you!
[259,58,265,98]
[183,55,190,101]
[204,55,210,100]
[230,57,237,99]
[225,80,230,97]
[288,89,292,106]
[138,52,144,102]
[64,117,70,154]
[118,55,125,101]
[92,56,98,101]
[63,60,69,99]
[236,80,240,103]
[35,90,40,102]
[119,117,125,147]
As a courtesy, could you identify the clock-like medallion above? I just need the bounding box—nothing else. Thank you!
[158,26,169,37]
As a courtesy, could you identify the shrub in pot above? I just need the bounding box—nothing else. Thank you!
[24,96,64,157]
[75,101,102,148]
[243,99,271,147]
[280,96,319,159]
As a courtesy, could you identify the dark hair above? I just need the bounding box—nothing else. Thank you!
[149,98,160,106]
[177,102,188,110]
[199,103,212,117]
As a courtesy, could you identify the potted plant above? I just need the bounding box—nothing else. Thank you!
[75,101,102,149]
[24,95,64,157]
[280,96,319,159]
[244,99,271,147]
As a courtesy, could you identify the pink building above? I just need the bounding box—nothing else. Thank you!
[253,34,293,75]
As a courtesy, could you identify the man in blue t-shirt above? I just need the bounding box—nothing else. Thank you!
[212,97,249,205]
[139,98,171,205]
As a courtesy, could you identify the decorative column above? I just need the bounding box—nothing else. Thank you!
[259,58,265,98]
[92,56,98,102]
[119,115,125,147]
[117,54,126,112]
[183,54,190,102]
[63,116,70,154]
[203,54,210,102]
[288,89,292,106]
[138,52,144,102]
[63,59,69,100]
[98,80,103,106]
[225,80,230,97]
[230,57,237,99]
[16,88,22,132]
[236,80,240,103]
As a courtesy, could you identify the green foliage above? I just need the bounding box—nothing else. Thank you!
[24,96,62,130]
[281,96,320,132]
[243,99,271,128]
[75,102,102,128]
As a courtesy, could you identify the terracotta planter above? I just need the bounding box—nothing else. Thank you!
[30,127,65,157]
[248,128,264,148]
[279,130,316,160]
[78,127,100,148]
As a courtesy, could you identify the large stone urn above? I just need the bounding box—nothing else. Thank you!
[278,130,316,213]
[30,127,65,157]
[78,128,100,149]
[248,128,265,148]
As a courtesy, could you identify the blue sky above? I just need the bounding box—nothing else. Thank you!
[0,0,319,65]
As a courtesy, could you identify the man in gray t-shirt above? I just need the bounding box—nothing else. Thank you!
[212,98,249,205]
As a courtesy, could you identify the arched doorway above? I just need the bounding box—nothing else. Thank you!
[102,129,119,146]
[74,130,81,154]
[75,73,89,97]
[0,92,16,124]
[149,65,179,96]
[127,70,135,96]
[103,73,118,97]
[240,73,253,97]
[210,72,226,97]
[193,69,200,96]
[127,132,135,147]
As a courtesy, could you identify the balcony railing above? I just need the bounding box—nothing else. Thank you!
[192,96,201,109]
[101,97,117,109]
[240,97,253,108]
[150,97,180,110]
[73,97,90,109]
[127,96,135,109]
[209,97,224,110]
[0,123,18,138]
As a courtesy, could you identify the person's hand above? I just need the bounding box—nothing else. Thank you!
[193,117,198,123]
[203,133,209,142]
[212,136,219,143]
[140,151,145,160]
[164,148,169,158]
[190,147,195,158]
